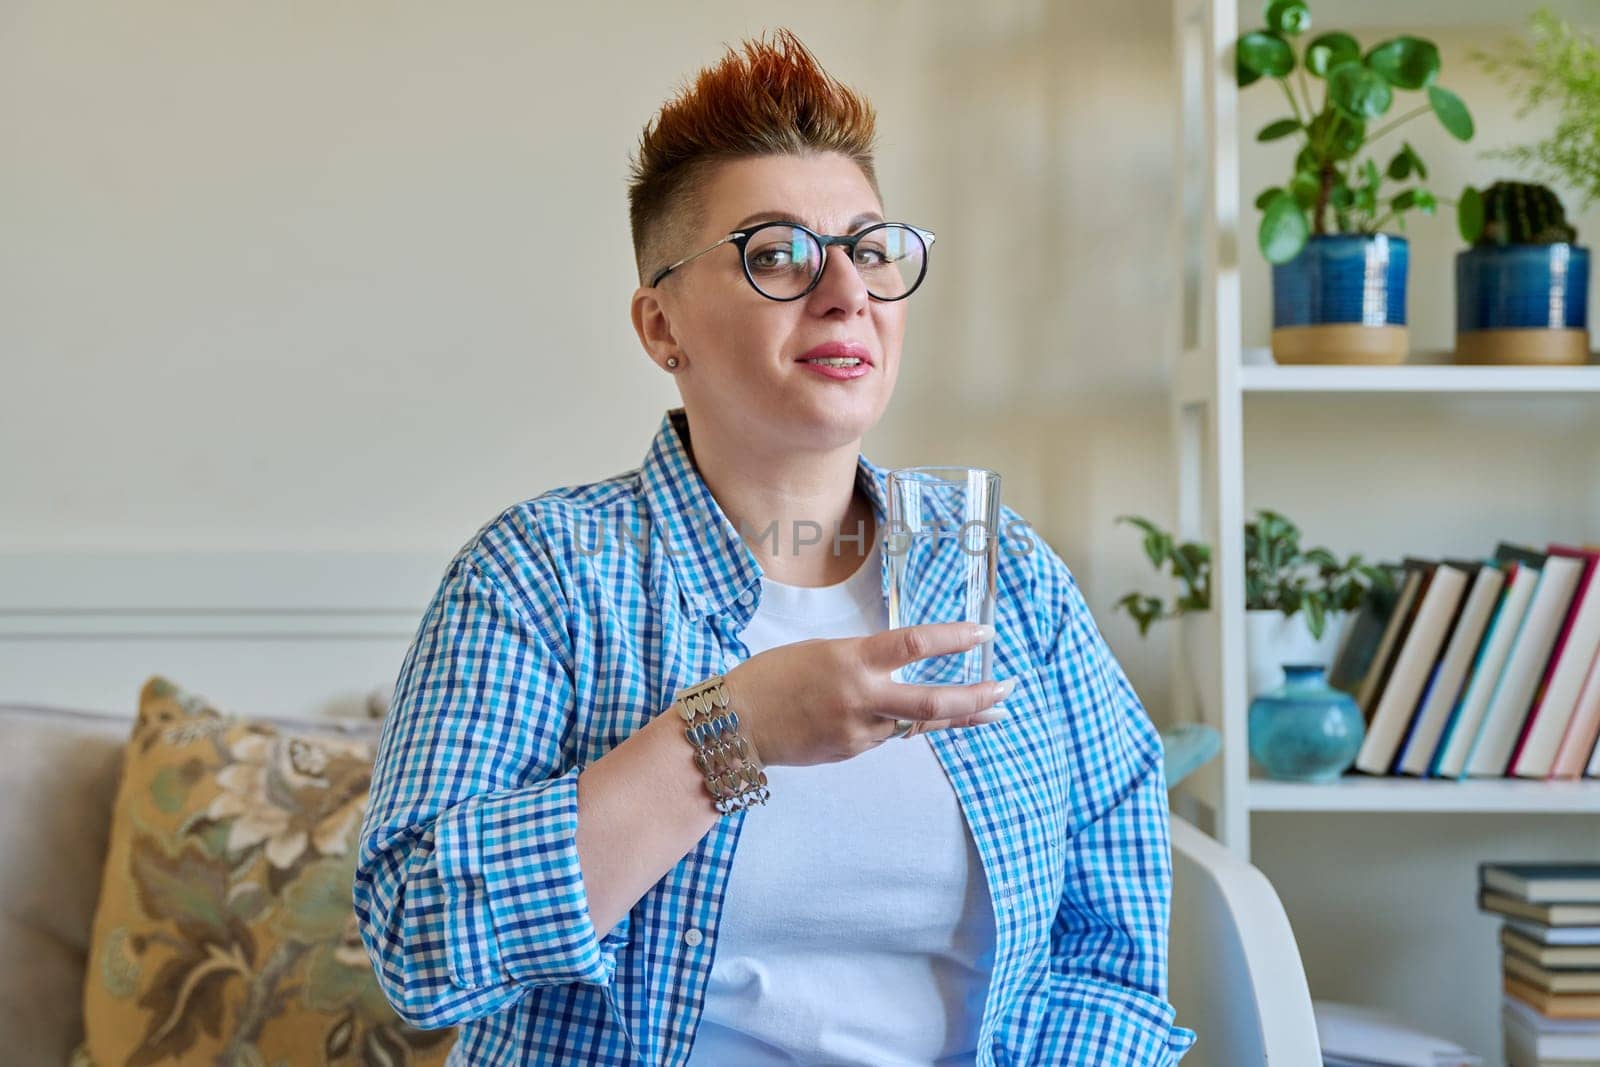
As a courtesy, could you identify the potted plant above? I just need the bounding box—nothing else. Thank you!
[1455,181,1589,364]
[1234,0,1475,365]
[1459,8,1600,365]
[1115,509,1392,698]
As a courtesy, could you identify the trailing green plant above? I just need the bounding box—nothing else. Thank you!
[1112,517,1211,636]
[1473,8,1600,211]
[1458,179,1579,246]
[1234,0,1476,264]
[1114,509,1392,639]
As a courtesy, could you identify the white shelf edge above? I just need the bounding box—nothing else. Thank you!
[1239,364,1600,394]
[1248,776,1600,814]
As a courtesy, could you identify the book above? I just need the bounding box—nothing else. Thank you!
[1504,995,1600,1063]
[1503,926,1600,969]
[1356,559,1431,717]
[1506,974,1600,1019]
[1506,952,1600,993]
[1507,918,1600,947]
[1314,999,1483,1067]
[1435,561,1541,779]
[1356,560,1471,774]
[1513,547,1600,777]
[1398,561,1503,776]
[1328,564,1405,696]
[1484,863,1600,905]
[1467,546,1585,776]
[1551,647,1600,780]
[1484,891,1600,926]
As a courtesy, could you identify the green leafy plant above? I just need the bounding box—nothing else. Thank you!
[1235,0,1476,264]
[1113,517,1211,637]
[1458,179,1579,246]
[1114,509,1393,639]
[1472,8,1600,211]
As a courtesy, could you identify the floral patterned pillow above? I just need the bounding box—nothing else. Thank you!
[74,676,456,1067]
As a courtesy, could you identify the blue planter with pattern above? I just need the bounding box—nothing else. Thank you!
[1271,234,1410,364]
[1455,243,1592,365]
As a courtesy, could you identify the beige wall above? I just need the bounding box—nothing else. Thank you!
[0,1,1188,719]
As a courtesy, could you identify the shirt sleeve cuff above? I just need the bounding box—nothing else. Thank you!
[433,768,624,990]
[1040,974,1199,1064]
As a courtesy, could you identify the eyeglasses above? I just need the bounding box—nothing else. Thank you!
[649,221,936,302]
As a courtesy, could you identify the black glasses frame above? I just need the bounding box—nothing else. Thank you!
[648,220,937,302]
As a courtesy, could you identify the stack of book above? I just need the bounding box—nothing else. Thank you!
[1479,862,1600,1065]
[1327,542,1600,779]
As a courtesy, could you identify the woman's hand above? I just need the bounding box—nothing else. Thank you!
[720,622,1012,767]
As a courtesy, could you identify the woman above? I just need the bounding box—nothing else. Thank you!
[356,29,1196,1067]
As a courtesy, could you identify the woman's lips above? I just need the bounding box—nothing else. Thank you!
[796,340,872,379]
[798,359,870,380]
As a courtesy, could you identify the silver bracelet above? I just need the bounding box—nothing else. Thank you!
[675,673,770,815]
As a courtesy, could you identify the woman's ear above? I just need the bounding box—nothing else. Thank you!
[631,287,684,372]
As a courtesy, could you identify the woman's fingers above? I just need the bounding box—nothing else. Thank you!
[921,704,1012,734]
[862,621,993,674]
[878,675,1015,726]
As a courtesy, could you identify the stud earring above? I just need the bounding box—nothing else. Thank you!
[666,356,679,369]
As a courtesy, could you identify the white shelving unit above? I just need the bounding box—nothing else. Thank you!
[1168,2,1600,1055]
[1164,2,1600,1049]
[1248,776,1600,814]
[1240,364,1600,395]
[1168,0,1600,857]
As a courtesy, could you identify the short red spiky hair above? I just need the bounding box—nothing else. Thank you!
[626,28,880,285]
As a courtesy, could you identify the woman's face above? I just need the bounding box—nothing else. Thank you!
[631,152,907,453]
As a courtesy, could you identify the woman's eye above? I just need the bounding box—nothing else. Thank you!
[854,245,889,267]
[749,247,793,271]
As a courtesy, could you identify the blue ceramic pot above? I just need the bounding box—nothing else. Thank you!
[1455,243,1591,365]
[1248,663,1364,783]
[1271,234,1410,364]
[1457,243,1589,330]
[1273,234,1408,328]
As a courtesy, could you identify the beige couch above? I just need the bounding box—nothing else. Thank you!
[0,701,388,1064]
[2,704,132,1064]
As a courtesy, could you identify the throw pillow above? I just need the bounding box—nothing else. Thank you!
[75,675,456,1066]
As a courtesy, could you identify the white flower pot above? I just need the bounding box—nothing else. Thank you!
[1245,609,1350,699]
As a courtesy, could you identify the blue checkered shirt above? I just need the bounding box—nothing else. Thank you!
[355,407,1197,1065]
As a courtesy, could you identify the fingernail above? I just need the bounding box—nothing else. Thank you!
[973,707,1009,724]
[993,678,1015,700]
[972,624,995,642]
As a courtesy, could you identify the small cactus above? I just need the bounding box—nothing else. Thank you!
[1476,181,1578,245]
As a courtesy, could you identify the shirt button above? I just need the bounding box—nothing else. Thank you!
[737,589,754,606]
[684,928,704,947]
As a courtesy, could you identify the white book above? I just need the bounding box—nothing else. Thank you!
[1317,1000,1482,1067]
[1514,552,1600,777]
[1436,563,1540,779]
[1504,996,1600,1063]
[1397,565,1506,776]
[1466,554,1585,777]
[1356,563,1470,775]
[1506,917,1600,946]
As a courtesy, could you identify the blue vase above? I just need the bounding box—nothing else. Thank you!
[1271,234,1410,364]
[1248,663,1364,783]
[1455,243,1591,365]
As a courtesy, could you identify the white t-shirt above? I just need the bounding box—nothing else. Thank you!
[684,536,997,1066]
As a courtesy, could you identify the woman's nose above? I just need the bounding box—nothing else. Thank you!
[812,243,869,307]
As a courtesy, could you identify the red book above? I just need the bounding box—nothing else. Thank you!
[1509,545,1600,775]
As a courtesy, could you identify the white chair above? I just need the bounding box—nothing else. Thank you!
[1168,815,1322,1066]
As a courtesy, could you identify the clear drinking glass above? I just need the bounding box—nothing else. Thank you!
[885,466,1001,686]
